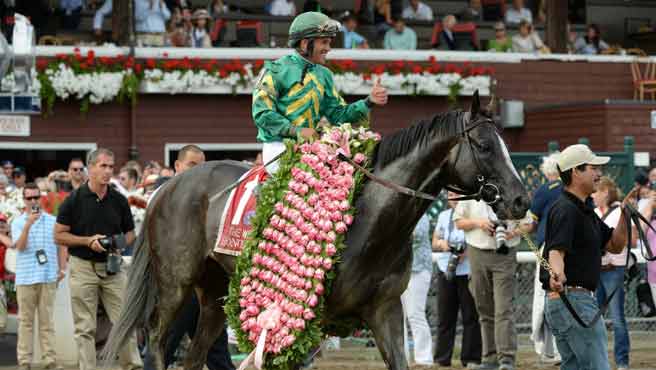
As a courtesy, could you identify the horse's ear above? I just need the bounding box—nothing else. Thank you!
[470,90,481,117]
[485,94,497,116]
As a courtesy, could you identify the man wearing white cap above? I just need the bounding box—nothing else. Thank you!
[539,144,634,370]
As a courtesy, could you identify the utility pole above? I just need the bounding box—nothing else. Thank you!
[546,0,569,54]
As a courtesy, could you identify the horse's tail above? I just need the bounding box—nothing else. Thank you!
[101,225,158,362]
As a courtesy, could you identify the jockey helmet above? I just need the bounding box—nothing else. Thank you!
[288,11,341,47]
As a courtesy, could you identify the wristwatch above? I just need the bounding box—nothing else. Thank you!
[364,96,374,108]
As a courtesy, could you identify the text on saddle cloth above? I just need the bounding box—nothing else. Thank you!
[214,165,268,256]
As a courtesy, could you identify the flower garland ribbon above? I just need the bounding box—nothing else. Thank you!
[226,123,380,370]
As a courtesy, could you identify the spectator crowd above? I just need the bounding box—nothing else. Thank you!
[0,0,625,54]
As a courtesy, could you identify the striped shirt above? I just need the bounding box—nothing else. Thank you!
[11,212,59,286]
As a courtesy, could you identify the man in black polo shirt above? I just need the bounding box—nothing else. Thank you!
[540,144,632,370]
[54,148,143,370]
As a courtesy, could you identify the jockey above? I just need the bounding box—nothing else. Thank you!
[253,11,388,173]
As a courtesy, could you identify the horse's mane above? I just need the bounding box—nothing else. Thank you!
[373,110,466,168]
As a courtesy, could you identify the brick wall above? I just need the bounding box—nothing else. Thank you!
[16,58,649,163]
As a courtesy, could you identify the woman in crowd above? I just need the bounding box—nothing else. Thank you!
[209,0,228,17]
[189,9,212,48]
[575,24,609,55]
[487,22,512,52]
[374,0,393,38]
[591,176,630,370]
[400,212,434,367]
[432,192,482,368]
[511,20,547,53]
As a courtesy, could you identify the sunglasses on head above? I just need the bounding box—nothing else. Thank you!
[24,196,40,201]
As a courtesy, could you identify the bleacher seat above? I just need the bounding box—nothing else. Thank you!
[431,21,479,50]
[234,20,263,47]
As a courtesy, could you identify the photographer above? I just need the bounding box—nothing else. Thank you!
[11,183,66,370]
[54,148,143,370]
[454,199,525,370]
[432,192,481,368]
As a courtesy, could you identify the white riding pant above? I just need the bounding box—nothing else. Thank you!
[262,142,286,175]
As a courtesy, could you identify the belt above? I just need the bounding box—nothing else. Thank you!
[600,264,620,271]
[547,285,592,300]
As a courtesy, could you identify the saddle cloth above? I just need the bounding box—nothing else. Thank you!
[214,165,268,256]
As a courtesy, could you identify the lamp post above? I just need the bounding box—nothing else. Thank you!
[0,13,40,114]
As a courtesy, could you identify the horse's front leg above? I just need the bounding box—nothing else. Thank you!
[363,298,409,370]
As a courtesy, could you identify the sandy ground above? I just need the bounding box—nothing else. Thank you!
[1,333,655,370]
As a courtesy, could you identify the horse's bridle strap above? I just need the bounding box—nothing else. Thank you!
[337,153,441,201]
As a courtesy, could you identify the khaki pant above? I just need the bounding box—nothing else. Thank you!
[69,256,143,370]
[136,33,165,47]
[16,282,57,367]
[0,283,7,333]
[468,247,517,364]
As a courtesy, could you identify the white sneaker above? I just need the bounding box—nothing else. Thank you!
[617,367,629,370]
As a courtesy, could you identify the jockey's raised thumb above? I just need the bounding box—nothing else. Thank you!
[374,77,381,88]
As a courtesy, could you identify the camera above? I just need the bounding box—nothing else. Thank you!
[493,221,509,255]
[31,204,40,213]
[98,234,127,275]
[650,180,656,191]
[445,242,466,281]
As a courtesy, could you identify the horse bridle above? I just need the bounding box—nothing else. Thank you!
[211,114,504,207]
[338,112,503,205]
[444,112,502,205]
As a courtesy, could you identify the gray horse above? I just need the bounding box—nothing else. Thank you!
[103,92,529,370]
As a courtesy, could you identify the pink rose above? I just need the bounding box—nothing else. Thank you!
[239,310,249,321]
[343,214,353,225]
[315,282,325,296]
[306,294,319,307]
[354,153,367,164]
[239,298,248,308]
[325,243,337,256]
[303,308,316,320]
[335,222,348,234]
[314,269,325,280]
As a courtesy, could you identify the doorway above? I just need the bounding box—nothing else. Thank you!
[0,142,96,181]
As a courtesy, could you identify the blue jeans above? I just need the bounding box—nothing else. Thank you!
[596,267,630,367]
[544,291,610,370]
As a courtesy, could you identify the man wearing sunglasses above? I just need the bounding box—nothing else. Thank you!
[11,183,66,370]
[68,158,87,191]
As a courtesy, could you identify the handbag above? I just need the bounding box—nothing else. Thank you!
[636,280,656,317]
[3,247,15,275]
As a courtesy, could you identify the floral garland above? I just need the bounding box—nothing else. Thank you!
[225,123,379,370]
[17,50,493,114]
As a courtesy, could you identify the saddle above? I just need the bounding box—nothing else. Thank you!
[214,165,268,256]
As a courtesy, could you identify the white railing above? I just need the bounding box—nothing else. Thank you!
[34,46,656,64]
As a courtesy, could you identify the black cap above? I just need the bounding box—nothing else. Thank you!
[0,160,13,167]
[635,169,649,186]
[341,11,356,22]
[12,167,25,177]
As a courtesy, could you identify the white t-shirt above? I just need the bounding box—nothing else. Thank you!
[504,7,532,25]
[595,203,626,266]
[401,2,433,21]
[453,199,526,250]
[269,0,296,16]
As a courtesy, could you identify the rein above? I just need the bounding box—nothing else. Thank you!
[210,113,502,206]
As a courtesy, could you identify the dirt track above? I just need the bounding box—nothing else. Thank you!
[306,334,656,370]
[1,333,654,370]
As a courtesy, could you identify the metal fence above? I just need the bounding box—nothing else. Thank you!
[424,257,656,340]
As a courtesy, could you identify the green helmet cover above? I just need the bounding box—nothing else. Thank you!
[288,12,341,47]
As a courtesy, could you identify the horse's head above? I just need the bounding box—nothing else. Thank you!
[441,91,530,220]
